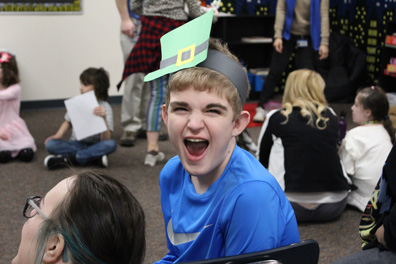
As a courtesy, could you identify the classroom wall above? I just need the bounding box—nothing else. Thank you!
[0,0,124,102]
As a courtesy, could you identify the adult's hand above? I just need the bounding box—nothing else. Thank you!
[121,18,137,38]
[273,38,283,53]
[319,45,329,60]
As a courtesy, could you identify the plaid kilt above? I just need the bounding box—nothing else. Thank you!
[117,16,185,89]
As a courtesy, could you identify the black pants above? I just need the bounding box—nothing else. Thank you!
[290,196,348,222]
[258,35,322,107]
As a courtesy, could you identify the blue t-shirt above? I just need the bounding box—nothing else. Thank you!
[155,145,300,263]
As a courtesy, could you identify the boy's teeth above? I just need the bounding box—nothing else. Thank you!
[187,139,205,142]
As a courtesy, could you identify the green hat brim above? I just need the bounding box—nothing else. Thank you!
[144,10,214,82]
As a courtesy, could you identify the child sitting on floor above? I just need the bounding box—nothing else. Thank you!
[257,69,350,222]
[339,86,394,212]
[0,51,36,163]
[44,67,117,169]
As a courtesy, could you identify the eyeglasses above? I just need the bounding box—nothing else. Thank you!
[23,196,49,220]
[22,196,68,261]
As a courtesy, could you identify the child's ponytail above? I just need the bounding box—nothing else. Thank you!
[383,116,395,144]
[80,67,110,101]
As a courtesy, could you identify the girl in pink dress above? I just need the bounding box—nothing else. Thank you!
[0,51,36,163]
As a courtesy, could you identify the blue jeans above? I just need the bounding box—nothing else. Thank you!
[45,139,117,165]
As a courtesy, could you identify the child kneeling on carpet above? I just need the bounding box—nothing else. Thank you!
[145,11,300,263]
[44,67,117,169]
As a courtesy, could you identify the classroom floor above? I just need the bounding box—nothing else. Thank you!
[0,100,362,264]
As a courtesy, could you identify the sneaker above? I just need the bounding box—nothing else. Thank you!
[0,151,12,163]
[17,148,34,162]
[44,155,69,170]
[120,131,137,147]
[88,155,108,168]
[144,151,165,167]
[101,155,108,168]
[253,107,268,122]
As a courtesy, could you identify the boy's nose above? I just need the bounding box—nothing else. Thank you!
[187,113,204,131]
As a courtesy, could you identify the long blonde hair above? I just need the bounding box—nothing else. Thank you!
[281,69,329,129]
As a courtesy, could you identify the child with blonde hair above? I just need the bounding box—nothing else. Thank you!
[257,69,350,222]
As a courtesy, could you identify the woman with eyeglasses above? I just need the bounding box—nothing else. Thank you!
[12,171,146,264]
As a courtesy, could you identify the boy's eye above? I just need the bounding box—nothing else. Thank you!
[206,109,222,115]
[173,107,188,112]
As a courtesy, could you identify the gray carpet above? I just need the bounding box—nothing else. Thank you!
[0,101,362,264]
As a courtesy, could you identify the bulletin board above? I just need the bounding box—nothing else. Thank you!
[0,0,82,14]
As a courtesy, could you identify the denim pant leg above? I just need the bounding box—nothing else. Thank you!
[45,139,87,156]
[75,139,117,165]
[258,38,296,107]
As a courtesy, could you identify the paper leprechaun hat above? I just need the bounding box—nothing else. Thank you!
[144,9,214,82]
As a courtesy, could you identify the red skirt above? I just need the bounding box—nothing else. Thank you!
[117,15,185,89]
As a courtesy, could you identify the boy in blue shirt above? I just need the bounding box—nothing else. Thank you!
[145,11,300,263]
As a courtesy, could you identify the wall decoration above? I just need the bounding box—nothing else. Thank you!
[0,0,82,14]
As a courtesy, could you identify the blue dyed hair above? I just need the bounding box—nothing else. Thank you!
[35,171,146,264]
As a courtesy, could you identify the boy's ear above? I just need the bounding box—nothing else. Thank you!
[232,110,250,137]
[162,104,168,127]
[42,235,65,264]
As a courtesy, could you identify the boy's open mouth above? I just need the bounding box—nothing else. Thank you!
[184,138,209,156]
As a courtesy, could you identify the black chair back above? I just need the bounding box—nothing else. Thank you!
[179,239,320,264]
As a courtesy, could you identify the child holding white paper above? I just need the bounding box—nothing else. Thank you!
[44,67,117,169]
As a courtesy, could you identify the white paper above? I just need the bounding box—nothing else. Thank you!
[64,91,107,141]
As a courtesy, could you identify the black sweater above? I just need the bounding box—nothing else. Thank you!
[258,107,349,193]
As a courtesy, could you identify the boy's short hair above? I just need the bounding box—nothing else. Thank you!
[167,38,250,121]
[80,67,110,101]
[0,53,19,87]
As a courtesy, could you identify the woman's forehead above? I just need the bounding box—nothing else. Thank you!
[43,177,75,208]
